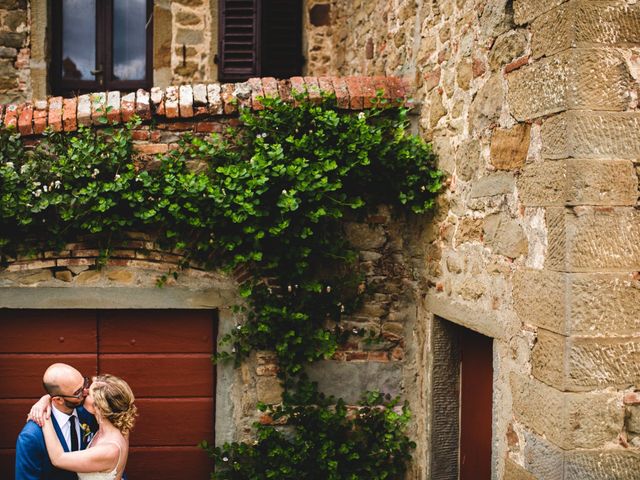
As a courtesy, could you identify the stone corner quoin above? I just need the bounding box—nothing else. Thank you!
[0,77,415,137]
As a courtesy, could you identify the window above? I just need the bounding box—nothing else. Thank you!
[51,0,153,96]
[218,0,303,82]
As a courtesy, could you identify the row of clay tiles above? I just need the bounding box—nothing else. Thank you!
[0,76,412,137]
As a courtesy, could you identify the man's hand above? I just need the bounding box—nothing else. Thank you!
[27,394,51,427]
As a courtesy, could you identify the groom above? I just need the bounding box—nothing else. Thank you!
[15,363,97,480]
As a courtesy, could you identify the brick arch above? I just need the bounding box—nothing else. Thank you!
[0,76,412,137]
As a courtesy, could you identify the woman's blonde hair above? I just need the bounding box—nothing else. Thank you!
[91,374,137,435]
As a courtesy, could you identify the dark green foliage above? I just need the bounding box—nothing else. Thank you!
[0,94,441,478]
[202,377,416,480]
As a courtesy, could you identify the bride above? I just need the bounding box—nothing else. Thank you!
[32,374,136,480]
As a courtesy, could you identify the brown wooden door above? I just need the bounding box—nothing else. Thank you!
[0,309,216,480]
[459,328,493,479]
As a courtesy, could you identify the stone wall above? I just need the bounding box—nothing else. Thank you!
[306,0,640,478]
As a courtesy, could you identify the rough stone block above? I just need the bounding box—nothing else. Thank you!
[511,373,624,448]
[507,49,632,121]
[305,360,402,404]
[513,0,567,25]
[517,159,638,206]
[542,111,640,160]
[483,213,528,259]
[545,207,640,271]
[514,271,640,337]
[521,429,564,480]
[504,458,537,480]
[532,330,640,390]
[532,1,640,59]
[470,172,515,198]
[469,74,504,133]
[490,124,530,170]
[564,450,640,480]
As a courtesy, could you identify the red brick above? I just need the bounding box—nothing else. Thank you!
[43,250,71,259]
[367,351,389,362]
[33,108,48,135]
[360,77,377,109]
[194,106,208,116]
[384,77,406,107]
[290,76,306,105]
[4,104,20,129]
[6,260,56,272]
[317,77,335,98]
[135,89,152,120]
[331,77,350,109]
[156,122,193,131]
[56,258,95,267]
[345,351,368,361]
[131,129,150,141]
[194,121,222,133]
[221,83,237,114]
[391,346,404,360]
[133,143,169,154]
[121,93,136,123]
[178,85,194,118]
[304,76,322,103]
[624,391,640,405]
[344,77,364,109]
[261,77,279,99]
[63,97,78,132]
[110,250,137,259]
[71,249,101,257]
[48,97,63,132]
[90,92,107,124]
[277,79,293,104]
[505,55,529,74]
[371,76,391,105]
[247,77,265,110]
[18,104,33,136]
[107,91,122,124]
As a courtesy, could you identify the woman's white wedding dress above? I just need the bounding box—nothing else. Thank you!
[77,439,123,480]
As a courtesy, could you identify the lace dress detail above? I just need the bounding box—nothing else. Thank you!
[77,439,122,480]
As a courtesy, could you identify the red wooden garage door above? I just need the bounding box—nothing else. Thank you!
[0,309,216,479]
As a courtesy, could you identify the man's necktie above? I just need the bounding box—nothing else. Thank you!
[69,416,79,451]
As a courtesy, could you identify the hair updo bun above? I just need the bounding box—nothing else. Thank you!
[91,374,137,435]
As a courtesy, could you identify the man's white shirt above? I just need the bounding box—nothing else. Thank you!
[51,405,81,450]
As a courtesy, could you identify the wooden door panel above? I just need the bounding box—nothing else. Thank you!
[132,398,214,446]
[459,329,493,480]
[99,311,214,353]
[99,354,214,397]
[0,399,33,449]
[0,310,96,353]
[126,447,213,479]
[0,355,97,398]
[0,450,14,480]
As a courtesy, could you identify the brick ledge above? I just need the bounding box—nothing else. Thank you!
[0,76,413,137]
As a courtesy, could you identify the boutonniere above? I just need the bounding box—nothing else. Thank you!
[80,423,93,443]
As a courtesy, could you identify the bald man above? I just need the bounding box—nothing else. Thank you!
[15,363,97,480]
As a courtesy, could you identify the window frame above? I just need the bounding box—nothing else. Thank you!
[50,0,153,97]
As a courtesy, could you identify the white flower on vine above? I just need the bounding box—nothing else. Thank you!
[34,189,42,197]
[5,162,14,169]
[358,112,365,120]
[53,180,62,189]
[114,174,121,180]
[20,164,28,174]
[43,185,48,193]
[282,189,287,195]
[91,168,100,178]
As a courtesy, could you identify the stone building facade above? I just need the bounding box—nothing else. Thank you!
[0,1,639,479]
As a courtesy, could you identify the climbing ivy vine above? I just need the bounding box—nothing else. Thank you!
[0,92,442,479]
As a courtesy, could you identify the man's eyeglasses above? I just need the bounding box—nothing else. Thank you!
[54,377,91,399]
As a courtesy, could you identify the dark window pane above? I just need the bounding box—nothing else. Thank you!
[62,0,96,80]
[113,0,147,81]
